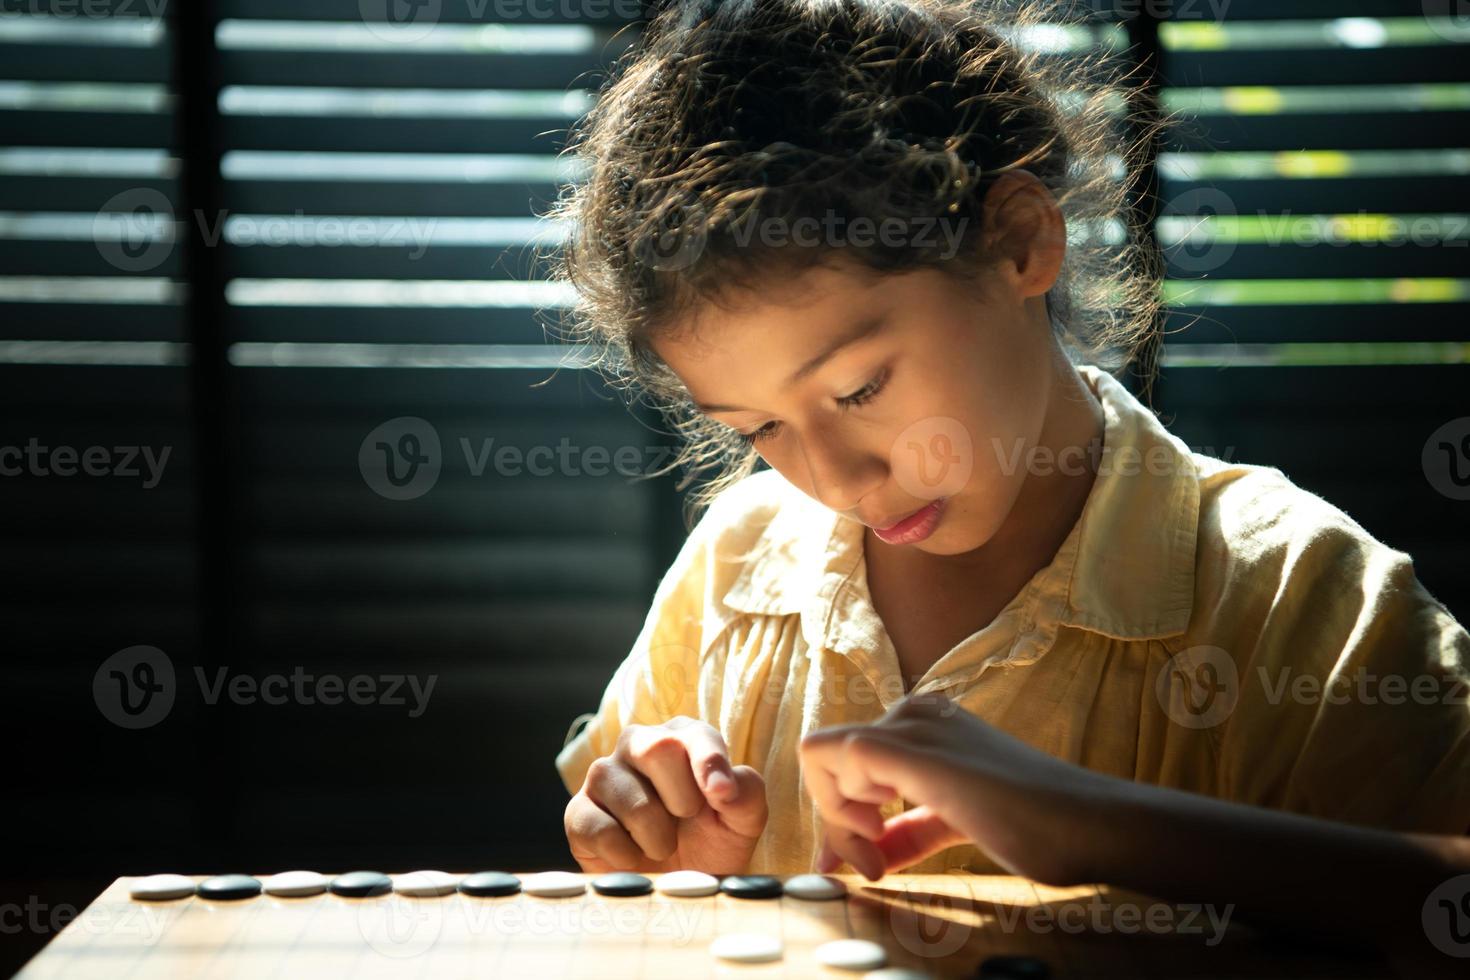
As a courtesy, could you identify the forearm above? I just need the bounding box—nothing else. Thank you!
[1080,775,1466,950]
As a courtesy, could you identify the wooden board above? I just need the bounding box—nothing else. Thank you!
[15,872,1389,979]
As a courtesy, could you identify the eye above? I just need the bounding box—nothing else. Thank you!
[838,368,888,410]
[737,421,780,446]
[735,368,889,448]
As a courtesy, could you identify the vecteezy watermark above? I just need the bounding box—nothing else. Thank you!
[890,416,974,502]
[92,189,440,273]
[1155,645,1240,730]
[196,666,437,718]
[630,203,973,273]
[93,645,177,730]
[356,887,708,961]
[360,417,442,500]
[0,894,167,942]
[1424,873,1470,958]
[991,436,1235,479]
[1156,646,1469,729]
[1256,666,1469,708]
[1422,1,1470,44]
[359,417,680,500]
[355,0,673,43]
[0,0,172,18]
[884,883,1235,959]
[1423,417,1470,501]
[983,895,1234,948]
[1104,0,1234,20]
[93,647,438,728]
[0,439,171,488]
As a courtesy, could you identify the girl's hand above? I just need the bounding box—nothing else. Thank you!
[565,716,769,874]
[799,692,1111,883]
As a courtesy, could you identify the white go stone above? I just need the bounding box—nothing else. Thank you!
[393,870,461,897]
[263,871,329,898]
[654,870,720,898]
[783,873,847,900]
[816,939,887,971]
[520,871,586,898]
[863,971,933,980]
[129,874,196,901]
[710,932,783,963]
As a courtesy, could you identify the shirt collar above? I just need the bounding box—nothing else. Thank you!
[718,363,1199,648]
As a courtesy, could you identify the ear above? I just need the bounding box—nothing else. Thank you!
[978,169,1066,299]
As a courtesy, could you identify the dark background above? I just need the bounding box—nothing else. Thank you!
[2,1,1466,973]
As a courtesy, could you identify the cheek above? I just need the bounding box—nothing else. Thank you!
[916,343,1048,508]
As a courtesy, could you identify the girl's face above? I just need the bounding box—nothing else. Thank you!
[651,172,1081,559]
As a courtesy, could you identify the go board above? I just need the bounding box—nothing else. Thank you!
[15,871,1391,978]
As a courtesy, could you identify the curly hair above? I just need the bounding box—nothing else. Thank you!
[541,0,1172,527]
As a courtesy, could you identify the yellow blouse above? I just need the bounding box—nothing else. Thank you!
[556,363,1470,875]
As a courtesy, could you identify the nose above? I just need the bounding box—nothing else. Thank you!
[795,418,887,515]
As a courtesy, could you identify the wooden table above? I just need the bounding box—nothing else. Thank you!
[15,872,1392,978]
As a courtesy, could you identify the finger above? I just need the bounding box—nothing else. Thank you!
[817,837,840,874]
[707,764,768,839]
[583,758,679,862]
[565,791,644,871]
[666,717,740,805]
[876,806,968,873]
[825,824,886,881]
[799,731,888,840]
[621,726,707,819]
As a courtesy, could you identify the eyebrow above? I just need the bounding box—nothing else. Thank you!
[693,312,889,414]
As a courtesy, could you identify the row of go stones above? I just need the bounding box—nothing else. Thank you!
[127,871,851,902]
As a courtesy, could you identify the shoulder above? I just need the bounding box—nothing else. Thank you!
[1188,453,1464,657]
[1196,456,1409,575]
[692,467,794,538]
[681,467,833,620]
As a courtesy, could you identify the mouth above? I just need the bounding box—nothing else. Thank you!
[870,497,947,545]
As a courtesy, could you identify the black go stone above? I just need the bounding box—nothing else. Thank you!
[459,872,522,897]
[978,954,1051,980]
[197,875,261,901]
[720,875,783,900]
[329,871,392,898]
[591,872,652,897]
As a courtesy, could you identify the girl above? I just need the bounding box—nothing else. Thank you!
[548,0,1470,953]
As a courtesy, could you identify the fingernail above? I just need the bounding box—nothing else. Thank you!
[705,769,736,801]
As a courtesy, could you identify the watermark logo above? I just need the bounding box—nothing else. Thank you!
[631,202,708,273]
[1423,417,1470,501]
[360,417,442,500]
[890,416,973,501]
[94,650,437,728]
[1424,873,1470,958]
[1423,1,1470,43]
[1160,186,1238,274]
[93,187,175,273]
[93,645,176,730]
[1155,645,1238,730]
[0,439,172,488]
[359,0,443,42]
[358,890,445,960]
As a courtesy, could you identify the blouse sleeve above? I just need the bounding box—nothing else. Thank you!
[1213,511,1470,834]
[554,507,714,795]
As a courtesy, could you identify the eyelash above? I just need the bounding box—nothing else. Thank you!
[737,368,888,446]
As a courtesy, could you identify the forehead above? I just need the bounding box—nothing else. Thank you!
[653,258,896,364]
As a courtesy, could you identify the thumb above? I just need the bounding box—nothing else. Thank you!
[876,805,967,872]
[709,764,768,839]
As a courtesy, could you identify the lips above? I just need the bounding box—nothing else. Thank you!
[874,504,928,532]
[870,497,946,545]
